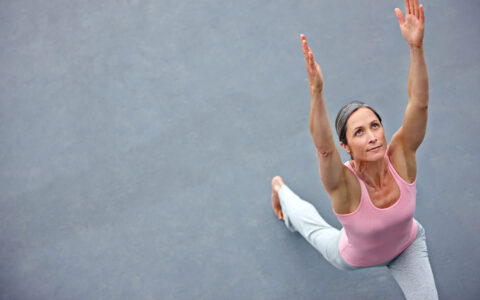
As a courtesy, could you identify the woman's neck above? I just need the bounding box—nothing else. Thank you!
[351,157,389,190]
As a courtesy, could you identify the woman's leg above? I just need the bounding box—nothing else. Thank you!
[275,182,352,271]
[387,222,439,299]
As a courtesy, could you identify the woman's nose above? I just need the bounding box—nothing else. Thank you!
[368,131,377,143]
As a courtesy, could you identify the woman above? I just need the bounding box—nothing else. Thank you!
[271,1,438,299]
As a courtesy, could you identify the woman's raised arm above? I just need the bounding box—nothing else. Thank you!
[392,0,429,153]
[301,35,345,193]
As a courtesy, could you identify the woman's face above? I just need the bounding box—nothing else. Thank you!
[341,107,386,161]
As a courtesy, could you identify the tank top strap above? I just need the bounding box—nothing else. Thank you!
[344,160,369,197]
[385,152,416,186]
[344,160,357,176]
[344,160,365,182]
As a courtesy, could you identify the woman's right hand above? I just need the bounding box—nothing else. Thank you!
[301,34,324,95]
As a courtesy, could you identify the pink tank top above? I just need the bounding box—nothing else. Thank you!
[334,153,418,267]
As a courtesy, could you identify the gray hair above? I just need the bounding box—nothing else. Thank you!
[335,101,382,145]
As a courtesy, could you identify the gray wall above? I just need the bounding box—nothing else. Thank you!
[1,0,479,299]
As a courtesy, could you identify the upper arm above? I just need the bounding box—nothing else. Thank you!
[389,97,429,183]
[315,147,346,193]
[315,148,359,213]
[317,150,360,213]
[395,97,429,153]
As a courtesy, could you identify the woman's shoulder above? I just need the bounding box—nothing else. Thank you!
[330,161,363,215]
[387,144,417,184]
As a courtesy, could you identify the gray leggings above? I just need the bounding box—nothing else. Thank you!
[278,184,439,300]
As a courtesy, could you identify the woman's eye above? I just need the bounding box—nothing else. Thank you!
[355,129,363,136]
[372,123,379,128]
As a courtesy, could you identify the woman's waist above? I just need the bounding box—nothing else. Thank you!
[338,220,418,267]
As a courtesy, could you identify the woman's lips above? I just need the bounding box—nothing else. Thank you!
[368,145,382,152]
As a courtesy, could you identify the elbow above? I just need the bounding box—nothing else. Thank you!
[418,101,429,111]
[316,148,334,159]
[410,96,429,110]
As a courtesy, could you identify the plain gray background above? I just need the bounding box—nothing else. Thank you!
[1,0,479,299]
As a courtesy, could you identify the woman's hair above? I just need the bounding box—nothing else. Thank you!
[335,100,382,145]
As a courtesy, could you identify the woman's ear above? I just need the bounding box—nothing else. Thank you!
[340,141,351,154]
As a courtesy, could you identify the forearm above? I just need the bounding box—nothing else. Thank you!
[309,90,345,192]
[407,44,429,107]
[309,91,337,155]
[400,43,429,151]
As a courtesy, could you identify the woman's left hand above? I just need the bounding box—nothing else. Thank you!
[395,0,425,48]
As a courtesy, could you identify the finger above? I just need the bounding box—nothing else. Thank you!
[309,52,319,79]
[304,43,314,75]
[414,0,419,18]
[409,0,414,16]
[303,38,311,54]
[303,42,311,70]
[404,0,409,15]
[301,36,310,55]
[420,4,425,23]
[300,34,306,44]
[302,40,309,56]
[301,34,308,45]
[309,51,316,69]
[300,34,305,53]
[303,48,311,74]
[306,55,314,79]
[395,8,405,26]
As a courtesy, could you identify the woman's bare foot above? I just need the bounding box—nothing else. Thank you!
[272,176,285,220]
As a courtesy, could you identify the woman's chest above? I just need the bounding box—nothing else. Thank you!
[365,175,401,209]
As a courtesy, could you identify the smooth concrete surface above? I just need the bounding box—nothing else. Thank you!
[1,0,479,299]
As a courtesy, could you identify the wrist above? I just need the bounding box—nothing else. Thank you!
[311,88,324,99]
[409,42,424,50]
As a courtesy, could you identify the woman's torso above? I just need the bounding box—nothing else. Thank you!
[333,145,416,215]
[333,150,418,266]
